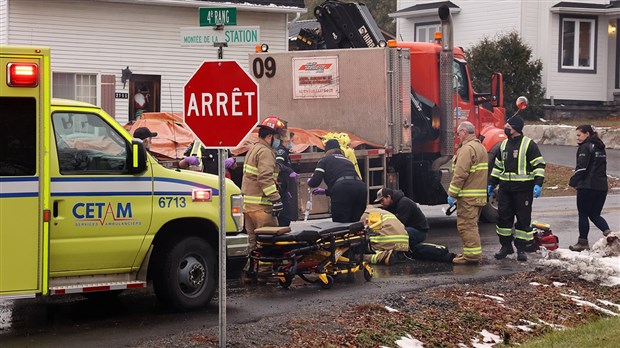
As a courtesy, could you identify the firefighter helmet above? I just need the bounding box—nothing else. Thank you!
[258,116,287,135]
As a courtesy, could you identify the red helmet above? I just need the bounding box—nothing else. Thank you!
[258,116,287,135]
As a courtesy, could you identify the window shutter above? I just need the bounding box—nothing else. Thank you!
[101,75,116,117]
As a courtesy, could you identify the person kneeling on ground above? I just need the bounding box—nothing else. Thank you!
[375,188,429,249]
[361,205,410,266]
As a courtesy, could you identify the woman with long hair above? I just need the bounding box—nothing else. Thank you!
[568,125,611,251]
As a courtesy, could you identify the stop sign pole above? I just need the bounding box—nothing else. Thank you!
[184,59,259,348]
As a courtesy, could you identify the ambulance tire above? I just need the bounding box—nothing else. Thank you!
[153,237,216,311]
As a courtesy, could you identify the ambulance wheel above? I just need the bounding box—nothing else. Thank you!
[363,267,373,282]
[153,237,216,311]
[320,275,334,289]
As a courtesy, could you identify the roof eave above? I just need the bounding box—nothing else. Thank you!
[550,7,620,15]
[389,7,460,19]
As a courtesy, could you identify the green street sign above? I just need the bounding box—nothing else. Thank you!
[199,7,237,27]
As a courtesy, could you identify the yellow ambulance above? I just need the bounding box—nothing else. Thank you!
[0,46,247,311]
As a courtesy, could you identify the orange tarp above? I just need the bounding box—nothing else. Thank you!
[126,114,383,158]
[127,112,194,160]
[231,127,383,156]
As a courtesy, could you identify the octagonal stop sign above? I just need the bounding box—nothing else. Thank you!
[184,60,259,148]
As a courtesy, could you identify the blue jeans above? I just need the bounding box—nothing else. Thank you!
[406,227,427,249]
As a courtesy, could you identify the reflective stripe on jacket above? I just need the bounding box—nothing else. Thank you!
[448,135,488,206]
[363,206,409,252]
[241,138,280,211]
[490,135,545,191]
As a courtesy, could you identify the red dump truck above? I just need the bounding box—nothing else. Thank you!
[248,1,507,221]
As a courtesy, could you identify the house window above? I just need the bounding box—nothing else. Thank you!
[415,22,440,43]
[559,16,597,73]
[53,73,98,105]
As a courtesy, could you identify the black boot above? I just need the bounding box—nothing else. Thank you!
[494,236,514,260]
[517,250,527,261]
[494,245,514,259]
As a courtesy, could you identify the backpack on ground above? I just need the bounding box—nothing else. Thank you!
[527,221,559,251]
[409,243,456,262]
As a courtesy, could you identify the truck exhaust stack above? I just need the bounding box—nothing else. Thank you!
[438,4,454,158]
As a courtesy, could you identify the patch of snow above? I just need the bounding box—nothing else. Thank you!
[506,324,534,332]
[465,292,505,303]
[547,185,559,190]
[385,306,399,313]
[529,282,542,286]
[561,293,619,316]
[471,329,501,347]
[389,334,424,348]
[597,299,620,311]
[552,281,566,287]
[537,319,566,330]
[538,234,620,286]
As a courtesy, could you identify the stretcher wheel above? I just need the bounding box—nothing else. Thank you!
[279,275,293,289]
[363,267,373,282]
[320,275,334,289]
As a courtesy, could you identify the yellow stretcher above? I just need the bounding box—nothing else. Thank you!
[249,221,374,289]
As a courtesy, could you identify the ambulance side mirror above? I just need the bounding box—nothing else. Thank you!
[128,139,148,174]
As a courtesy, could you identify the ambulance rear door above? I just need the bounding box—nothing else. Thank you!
[0,47,51,297]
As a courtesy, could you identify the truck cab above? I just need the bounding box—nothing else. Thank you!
[0,46,247,311]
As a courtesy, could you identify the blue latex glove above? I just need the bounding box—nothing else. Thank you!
[447,196,456,207]
[185,156,200,166]
[487,185,495,196]
[533,184,542,198]
[311,187,326,195]
[289,171,299,179]
[224,157,236,169]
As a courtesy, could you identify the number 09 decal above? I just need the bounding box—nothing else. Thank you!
[252,57,276,78]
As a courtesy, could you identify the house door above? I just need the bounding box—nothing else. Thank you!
[129,75,161,122]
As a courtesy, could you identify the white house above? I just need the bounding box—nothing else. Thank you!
[391,0,620,116]
[0,0,306,124]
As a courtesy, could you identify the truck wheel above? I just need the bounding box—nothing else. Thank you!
[480,193,499,223]
[153,237,216,311]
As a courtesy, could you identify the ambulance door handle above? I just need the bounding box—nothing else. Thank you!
[53,200,59,218]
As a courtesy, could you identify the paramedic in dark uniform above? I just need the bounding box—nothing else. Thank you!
[275,130,298,226]
[488,115,545,262]
[307,139,367,223]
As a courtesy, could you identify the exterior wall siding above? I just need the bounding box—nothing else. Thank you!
[0,0,7,44]
[7,0,289,124]
[394,0,614,103]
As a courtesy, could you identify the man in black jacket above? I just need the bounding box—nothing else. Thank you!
[488,115,545,262]
[375,187,429,249]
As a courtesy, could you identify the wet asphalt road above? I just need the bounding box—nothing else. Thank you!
[2,145,619,346]
[1,193,619,348]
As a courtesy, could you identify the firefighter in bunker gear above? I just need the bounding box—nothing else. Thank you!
[242,116,287,252]
[307,139,367,223]
[489,116,545,262]
[448,121,488,264]
[361,206,410,265]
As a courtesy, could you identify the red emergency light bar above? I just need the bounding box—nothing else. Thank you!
[7,63,38,87]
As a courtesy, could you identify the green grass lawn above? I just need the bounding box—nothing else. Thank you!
[521,317,620,348]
